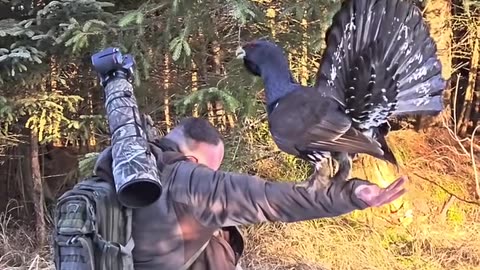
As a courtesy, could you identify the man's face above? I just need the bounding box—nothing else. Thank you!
[189,141,224,170]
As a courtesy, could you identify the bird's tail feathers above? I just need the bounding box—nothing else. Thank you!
[315,0,447,129]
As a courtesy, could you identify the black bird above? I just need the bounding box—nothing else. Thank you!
[235,0,447,181]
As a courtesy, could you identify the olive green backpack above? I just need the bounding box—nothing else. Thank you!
[52,176,134,270]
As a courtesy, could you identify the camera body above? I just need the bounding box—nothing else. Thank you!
[91,47,135,86]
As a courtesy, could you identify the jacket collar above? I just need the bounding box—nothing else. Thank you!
[152,137,182,152]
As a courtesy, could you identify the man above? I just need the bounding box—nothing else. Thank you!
[94,117,406,270]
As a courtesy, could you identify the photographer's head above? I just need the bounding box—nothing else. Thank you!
[165,117,224,170]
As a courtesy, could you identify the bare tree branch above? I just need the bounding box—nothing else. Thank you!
[412,172,480,207]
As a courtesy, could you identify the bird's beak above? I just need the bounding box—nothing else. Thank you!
[235,46,246,59]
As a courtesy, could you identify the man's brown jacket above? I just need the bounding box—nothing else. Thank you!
[93,139,372,270]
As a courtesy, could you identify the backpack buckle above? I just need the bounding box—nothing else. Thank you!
[67,235,80,245]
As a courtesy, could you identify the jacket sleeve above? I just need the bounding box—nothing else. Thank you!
[165,160,373,228]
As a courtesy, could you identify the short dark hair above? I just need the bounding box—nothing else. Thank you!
[178,117,222,146]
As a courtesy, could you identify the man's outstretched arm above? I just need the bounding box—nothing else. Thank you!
[166,161,406,228]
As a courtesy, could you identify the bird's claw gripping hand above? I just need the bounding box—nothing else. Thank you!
[310,160,332,188]
[91,47,135,87]
[331,153,353,182]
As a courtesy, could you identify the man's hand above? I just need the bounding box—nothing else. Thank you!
[354,176,407,207]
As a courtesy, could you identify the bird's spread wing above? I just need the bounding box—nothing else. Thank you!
[269,89,384,158]
[303,109,384,158]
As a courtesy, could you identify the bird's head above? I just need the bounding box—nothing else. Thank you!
[235,40,288,77]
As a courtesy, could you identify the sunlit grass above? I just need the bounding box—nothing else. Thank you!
[241,214,480,270]
[240,129,480,270]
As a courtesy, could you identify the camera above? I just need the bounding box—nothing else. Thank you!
[91,47,135,86]
[90,47,163,208]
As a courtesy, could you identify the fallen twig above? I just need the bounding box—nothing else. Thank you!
[440,195,456,219]
[412,172,480,206]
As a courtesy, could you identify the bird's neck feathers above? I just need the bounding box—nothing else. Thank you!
[259,61,298,108]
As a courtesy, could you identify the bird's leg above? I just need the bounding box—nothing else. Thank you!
[332,152,352,182]
[328,157,335,178]
[310,158,331,187]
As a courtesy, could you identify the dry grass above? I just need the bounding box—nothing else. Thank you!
[0,201,53,270]
[241,216,480,270]
[241,128,480,270]
[0,128,479,270]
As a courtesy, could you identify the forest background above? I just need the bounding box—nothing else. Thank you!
[0,0,479,269]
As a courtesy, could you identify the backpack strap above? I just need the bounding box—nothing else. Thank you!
[180,239,211,270]
[92,199,135,270]
[120,208,135,269]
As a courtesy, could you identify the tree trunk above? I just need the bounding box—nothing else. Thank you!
[266,5,277,38]
[214,102,226,131]
[49,55,59,93]
[19,135,33,216]
[472,63,480,128]
[211,40,228,131]
[417,0,453,130]
[300,12,308,86]
[191,60,199,117]
[87,66,97,151]
[48,56,63,147]
[31,130,46,247]
[163,53,172,132]
[457,30,479,136]
[467,5,480,129]
[207,102,216,126]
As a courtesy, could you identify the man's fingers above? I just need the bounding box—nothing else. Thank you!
[368,178,407,207]
[385,176,407,192]
[371,177,406,205]
[383,188,407,206]
[376,188,407,207]
[355,176,407,207]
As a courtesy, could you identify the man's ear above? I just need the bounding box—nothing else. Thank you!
[185,155,199,163]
